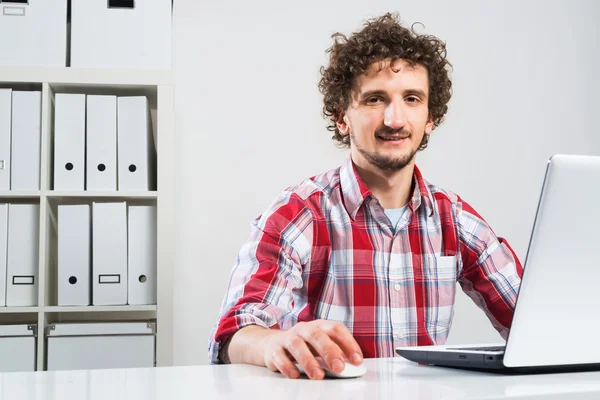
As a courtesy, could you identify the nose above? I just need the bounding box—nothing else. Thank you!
[384,100,406,130]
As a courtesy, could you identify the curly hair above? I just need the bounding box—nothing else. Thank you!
[318,12,453,149]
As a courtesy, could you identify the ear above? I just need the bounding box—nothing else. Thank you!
[336,111,350,135]
[424,116,434,135]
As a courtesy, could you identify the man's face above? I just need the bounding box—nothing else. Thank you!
[337,59,434,172]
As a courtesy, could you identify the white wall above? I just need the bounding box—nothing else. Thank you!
[172,0,600,365]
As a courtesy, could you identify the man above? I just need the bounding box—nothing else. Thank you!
[208,13,523,380]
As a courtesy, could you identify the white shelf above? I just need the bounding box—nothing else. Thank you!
[0,307,40,314]
[44,305,157,313]
[0,191,157,200]
[0,67,174,371]
[0,191,41,198]
[0,67,173,86]
[45,191,158,199]
[0,306,156,313]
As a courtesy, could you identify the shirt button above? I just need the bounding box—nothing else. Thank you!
[395,331,403,339]
[394,283,401,291]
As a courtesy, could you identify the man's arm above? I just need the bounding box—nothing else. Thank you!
[208,193,363,379]
[455,198,523,337]
[208,212,305,364]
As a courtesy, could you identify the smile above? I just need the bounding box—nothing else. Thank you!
[376,135,409,141]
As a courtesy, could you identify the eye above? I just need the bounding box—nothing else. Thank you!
[406,96,419,103]
[366,96,383,104]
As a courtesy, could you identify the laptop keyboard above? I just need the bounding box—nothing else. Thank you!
[454,346,505,352]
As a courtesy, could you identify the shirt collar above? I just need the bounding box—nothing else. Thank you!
[340,157,435,220]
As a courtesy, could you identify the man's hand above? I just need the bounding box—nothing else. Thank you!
[260,320,363,380]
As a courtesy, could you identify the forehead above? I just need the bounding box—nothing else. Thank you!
[353,59,429,94]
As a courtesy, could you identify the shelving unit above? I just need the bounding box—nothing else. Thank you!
[0,67,175,371]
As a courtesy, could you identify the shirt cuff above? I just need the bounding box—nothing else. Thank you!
[208,314,271,364]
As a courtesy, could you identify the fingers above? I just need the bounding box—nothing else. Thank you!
[263,321,363,380]
[266,348,300,379]
[284,333,325,380]
[295,323,346,375]
[320,321,364,365]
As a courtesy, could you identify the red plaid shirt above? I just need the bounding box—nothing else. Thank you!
[208,157,523,363]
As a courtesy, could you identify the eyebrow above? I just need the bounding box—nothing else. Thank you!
[358,89,428,100]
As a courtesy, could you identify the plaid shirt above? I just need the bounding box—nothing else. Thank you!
[208,157,523,363]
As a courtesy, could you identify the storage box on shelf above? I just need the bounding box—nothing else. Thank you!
[70,0,172,69]
[0,67,174,371]
[0,0,68,68]
[45,321,156,371]
[0,324,37,373]
[0,0,172,70]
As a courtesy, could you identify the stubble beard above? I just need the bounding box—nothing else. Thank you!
[350,129,420,172]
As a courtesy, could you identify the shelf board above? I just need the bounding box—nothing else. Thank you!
[0,67,173,86]
[0,191,41,199]
[45,191,157,200]
[44,305,157,313]
[0,307,40,313]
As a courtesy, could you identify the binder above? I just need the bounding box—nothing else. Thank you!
[70,0,171,69]
[92,202,127,305]
[128,205,157,305]
[86,95,117,191]
[117,96,156,191]
[0,89,11,191]
[57,205,91,306]
[54,94,86,191]
[0,204,7,307]
[6,204,39,307]
[0,0,67,67]
[10,91,41,191]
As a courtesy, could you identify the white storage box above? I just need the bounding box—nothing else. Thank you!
[0,0,67,67]
[0,324,37,372]
[70,0,172,69]
[46,321,156,371]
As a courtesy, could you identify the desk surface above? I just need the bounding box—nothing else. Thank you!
[2,358,600,400]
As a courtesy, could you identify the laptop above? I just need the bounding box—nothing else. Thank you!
[396,154,600,373]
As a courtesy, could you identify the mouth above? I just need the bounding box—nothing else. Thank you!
[376,134,409,142]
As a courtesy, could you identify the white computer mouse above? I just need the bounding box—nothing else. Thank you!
[295,356,367,379]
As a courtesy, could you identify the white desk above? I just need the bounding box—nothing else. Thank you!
[1,358,600,400]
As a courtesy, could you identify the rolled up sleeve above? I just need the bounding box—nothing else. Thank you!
[208,194,310,364]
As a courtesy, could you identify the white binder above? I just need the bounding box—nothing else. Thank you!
[0,0,67,67]
[6,204,39,307]
[117,97,156,191]
[54,94,86,191]
[70,0,171,69]
[0,89,11,191]
[92,202,127,305]
[0,204,7,307]
[11,91,41,191]
[128,205,157,305]
[58,205,91,306]
[86,95,117,191]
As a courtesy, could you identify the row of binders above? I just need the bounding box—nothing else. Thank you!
[0,0,171,69]
[54,94,156,191]
[0,89,156,192]
[0,202,157,307]
[0,90,41,191]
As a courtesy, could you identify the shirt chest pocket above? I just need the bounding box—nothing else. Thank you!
[423,255,457,337]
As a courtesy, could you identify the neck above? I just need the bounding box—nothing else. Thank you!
[352,157,415,209]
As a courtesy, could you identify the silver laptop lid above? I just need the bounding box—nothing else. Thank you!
[504,154,600,367]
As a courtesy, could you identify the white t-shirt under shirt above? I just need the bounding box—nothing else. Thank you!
[384,204,408,231]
